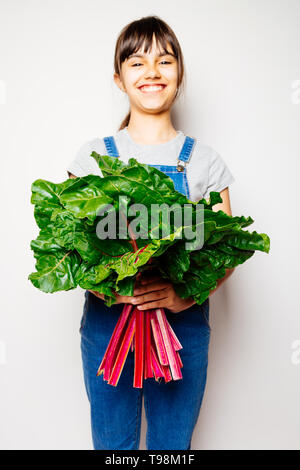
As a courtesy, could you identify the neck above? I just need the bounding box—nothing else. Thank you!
[126,108,178,145]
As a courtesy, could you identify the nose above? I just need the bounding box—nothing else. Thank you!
[143,63,161,79]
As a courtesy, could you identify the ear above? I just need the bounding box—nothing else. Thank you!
[114,73,126,93]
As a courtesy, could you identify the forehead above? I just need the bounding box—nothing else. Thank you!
[127,36,175,59]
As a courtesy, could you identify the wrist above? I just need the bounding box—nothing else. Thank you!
[178,297,196,313]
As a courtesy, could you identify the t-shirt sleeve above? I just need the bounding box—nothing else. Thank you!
[203,148,235,199]
[66,139,105,177]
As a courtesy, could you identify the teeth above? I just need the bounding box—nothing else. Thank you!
[140,85,165,92]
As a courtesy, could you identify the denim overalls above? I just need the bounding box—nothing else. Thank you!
[80,133,211,450]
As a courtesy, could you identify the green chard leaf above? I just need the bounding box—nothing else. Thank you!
[29,154,271,306]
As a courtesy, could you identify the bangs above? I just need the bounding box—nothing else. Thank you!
[117,17,178,68]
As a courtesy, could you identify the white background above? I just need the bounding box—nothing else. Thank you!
[1,0,299,450]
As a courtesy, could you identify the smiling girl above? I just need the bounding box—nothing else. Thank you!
[67,16,235,450]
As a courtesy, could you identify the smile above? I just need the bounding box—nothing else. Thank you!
[139,85,166,93]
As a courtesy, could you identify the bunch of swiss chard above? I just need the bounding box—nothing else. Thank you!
[29,153,270,387]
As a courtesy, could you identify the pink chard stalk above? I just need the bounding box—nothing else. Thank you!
[97,215,184,388]
[97,304,184,388]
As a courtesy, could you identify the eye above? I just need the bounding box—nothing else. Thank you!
[160,61,171,65]
[132,63,143,67]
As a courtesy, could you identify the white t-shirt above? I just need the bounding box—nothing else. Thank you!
[67,127,235,202]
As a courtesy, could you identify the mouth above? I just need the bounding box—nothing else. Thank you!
[138,84,167,93]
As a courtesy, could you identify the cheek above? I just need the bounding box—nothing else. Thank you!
[163,68,178,86]
[124,69,144,87]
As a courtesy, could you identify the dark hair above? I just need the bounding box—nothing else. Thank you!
[114,16,185,130]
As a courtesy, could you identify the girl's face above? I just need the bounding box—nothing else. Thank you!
[114,35,178,114]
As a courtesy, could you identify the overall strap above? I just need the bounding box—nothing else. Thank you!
[103,136,119,158]
[177,136,196,172]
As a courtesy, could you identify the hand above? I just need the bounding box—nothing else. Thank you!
[88,290,137,305]
[88,269,154,303]
[131,274,195,313]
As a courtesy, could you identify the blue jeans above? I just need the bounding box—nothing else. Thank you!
[80,291,211,450]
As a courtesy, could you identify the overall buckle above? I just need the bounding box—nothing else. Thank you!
[176,160,186,172]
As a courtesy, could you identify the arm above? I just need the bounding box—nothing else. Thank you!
[130,187,236,313]
[68,171,105,301]
[209,186,235,294]
[68,171,139,304]
[167,188,235,307]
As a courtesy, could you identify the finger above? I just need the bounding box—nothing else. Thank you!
[134,281,170,296]
[132,289,169,305]
[136,298,169,311]
[91,290,104,299]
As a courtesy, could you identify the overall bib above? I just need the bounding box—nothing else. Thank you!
[80,134,211,450]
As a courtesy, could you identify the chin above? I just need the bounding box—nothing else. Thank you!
[140,106,168,114]
[139,100,173,112]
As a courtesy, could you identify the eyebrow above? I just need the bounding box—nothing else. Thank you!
[127,51,176,60]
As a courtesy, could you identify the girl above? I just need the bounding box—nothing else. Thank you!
[67,15,235,450]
